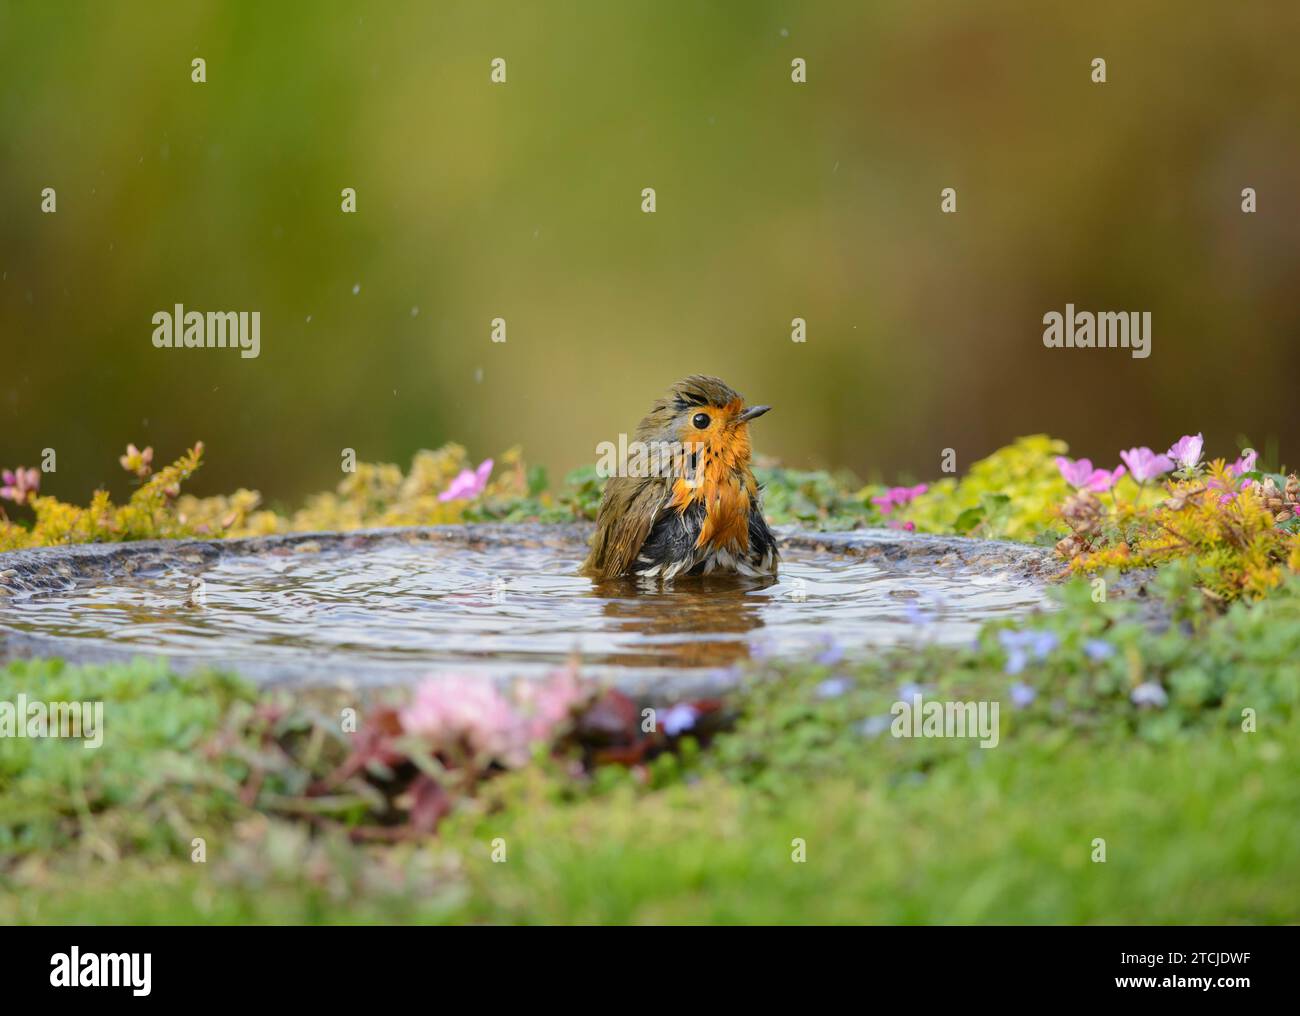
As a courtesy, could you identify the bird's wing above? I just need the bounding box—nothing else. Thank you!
[582,476,671,578]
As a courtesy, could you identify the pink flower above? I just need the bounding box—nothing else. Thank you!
[438,458,493,502]
[0,467,40,505]
[399,666,594,768]
[1119,447,1174,484]
[515,663,593,743]
[1055,456,1095,489]
[1230,449,1258,477]
[1087,465,1126,493]
[872,483,928,515]
[1055,457,1125,492]
[886,519,916,531]
[1203,449,1259,501]
[1166,433,1204,472]
[400,675,526,765]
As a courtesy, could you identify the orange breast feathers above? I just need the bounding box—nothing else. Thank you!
[668,405,758,553]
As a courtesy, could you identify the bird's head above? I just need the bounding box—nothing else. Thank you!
[637,375,771,478]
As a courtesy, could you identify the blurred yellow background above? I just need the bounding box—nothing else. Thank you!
[3,1,1298,507]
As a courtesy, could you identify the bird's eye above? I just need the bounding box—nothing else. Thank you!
[692,413,711,430]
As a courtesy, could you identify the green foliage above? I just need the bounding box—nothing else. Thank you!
[755,464,882,529]
[0,432,1096,550]
[0,444,208,552]
[904,435,1071,541]
[0,658,253,859]
[554,465,606,521]
[0,442,579,550]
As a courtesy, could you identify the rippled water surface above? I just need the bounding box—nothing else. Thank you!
[0,535,1049,694]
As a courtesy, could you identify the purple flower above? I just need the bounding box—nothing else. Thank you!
[872,484,928,515]
[438,458,494,502]
[1166,433,1204,472]
[1083,639,1115,662]
[0,467,40,505]
[1009,683,1037,709]
[1119,447,1174,484]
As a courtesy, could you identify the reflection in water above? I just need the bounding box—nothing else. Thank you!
[587,575,774,670]
[0,540,1048,693]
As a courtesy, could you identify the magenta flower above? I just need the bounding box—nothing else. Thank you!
[1119,447,1174,484]
[438,458,493,502]
[1166,433,1204,472]
[0,467,40,505]
[872,483,928,515]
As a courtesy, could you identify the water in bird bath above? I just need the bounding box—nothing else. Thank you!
[0,524,1054,698]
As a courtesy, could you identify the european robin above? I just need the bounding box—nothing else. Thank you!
[582,375,779,581]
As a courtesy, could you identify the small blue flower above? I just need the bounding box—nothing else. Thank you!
[1084,639,1115,662]
[858,715,892,738]
[998,628,1058,675]
[661,703,699,736]
[897,681,928,700]
[1009,682,1037,709]
[1131,682,1168,708]
[1030,631,1059,659]
[815,638,844,666]
[904,593,947,628]
[904,601,933,626]
[816,677,852,699]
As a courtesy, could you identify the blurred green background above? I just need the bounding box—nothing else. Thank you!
[3,0,1298,508]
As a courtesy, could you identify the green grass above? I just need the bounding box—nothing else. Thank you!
[6,708,1295,924]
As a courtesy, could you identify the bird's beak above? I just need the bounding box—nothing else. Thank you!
[736,404,772,423]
